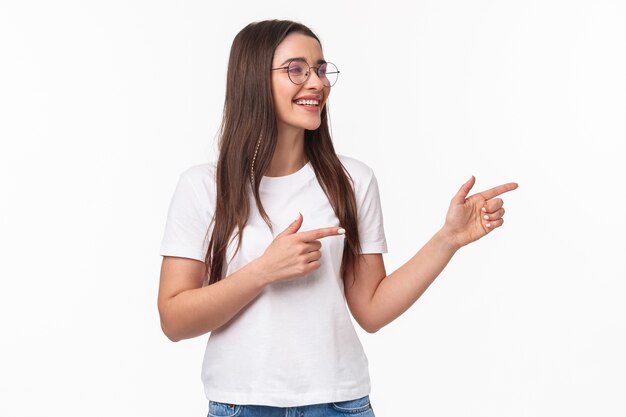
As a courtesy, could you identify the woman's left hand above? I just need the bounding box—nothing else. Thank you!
[442,176,518,249]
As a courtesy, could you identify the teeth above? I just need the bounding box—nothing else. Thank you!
[294,99,320,106]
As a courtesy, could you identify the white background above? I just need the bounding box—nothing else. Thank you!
[1,0,624,416]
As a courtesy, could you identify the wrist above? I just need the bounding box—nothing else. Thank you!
[247,256,273,288]
[435,226,463,253]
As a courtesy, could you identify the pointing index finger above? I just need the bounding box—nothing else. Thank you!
[298,226,346,241]
[479,182,519,200]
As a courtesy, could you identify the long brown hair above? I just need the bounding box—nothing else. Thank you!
[204,19,362,286]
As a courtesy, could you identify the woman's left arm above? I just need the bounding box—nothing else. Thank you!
[343,176,518,333]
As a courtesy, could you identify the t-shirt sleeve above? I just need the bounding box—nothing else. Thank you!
[356,168,388,254]
[159,170,213,262]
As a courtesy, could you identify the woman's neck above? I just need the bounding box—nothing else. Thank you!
[265,128,307,177]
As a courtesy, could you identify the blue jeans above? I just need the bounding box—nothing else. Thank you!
[207,395,375,417]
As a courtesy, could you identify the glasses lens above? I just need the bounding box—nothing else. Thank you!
[321,62,339,87]
[288,61,307,84]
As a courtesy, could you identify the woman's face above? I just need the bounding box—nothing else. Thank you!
[271,32,330,135]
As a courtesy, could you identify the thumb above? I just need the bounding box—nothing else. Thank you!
[452,175,476,204]
[275,212,303,238]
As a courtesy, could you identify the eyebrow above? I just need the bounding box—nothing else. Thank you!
[279,57,327,66]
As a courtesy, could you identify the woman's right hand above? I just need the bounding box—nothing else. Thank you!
[256,212,345,284]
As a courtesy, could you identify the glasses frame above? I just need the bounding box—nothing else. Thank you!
[271,60,340,87]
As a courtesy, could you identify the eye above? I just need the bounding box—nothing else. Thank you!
[318,64,327,78]
[288,62,306,75]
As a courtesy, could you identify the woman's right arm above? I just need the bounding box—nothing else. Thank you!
[157,256,270,342]
[157,214,344,342]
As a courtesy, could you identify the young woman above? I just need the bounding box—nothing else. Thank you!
[158,19,517,417]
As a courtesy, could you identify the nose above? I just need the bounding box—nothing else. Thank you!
[304,68,326,90]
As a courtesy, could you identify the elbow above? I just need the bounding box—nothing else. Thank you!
[162,326,182,343]
[158,304,213,342]
[352,309,382,334]
[158,304,184,342]
[364,323,381,334]
[160,317,183,342]
[358,317,382,334]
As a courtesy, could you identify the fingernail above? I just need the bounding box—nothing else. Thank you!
[486,223,491,228]
[481,207,486,212]
[483,215,489,220]
[294,212,301,222]
[337,228,346,234]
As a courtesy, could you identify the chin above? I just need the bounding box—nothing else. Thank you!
[279,114,322,132]
[302,121,322,131]
[298,116,322,131]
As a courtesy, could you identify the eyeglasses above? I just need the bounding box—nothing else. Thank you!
[271,60,340,87]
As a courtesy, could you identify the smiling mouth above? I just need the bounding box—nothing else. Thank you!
[293,99,321,107]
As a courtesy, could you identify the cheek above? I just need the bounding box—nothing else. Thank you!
[272,83,297,112]
[274,96,292,119]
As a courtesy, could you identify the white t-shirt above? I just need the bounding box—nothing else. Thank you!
[159,154,387,407]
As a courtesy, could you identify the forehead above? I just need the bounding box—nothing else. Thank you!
[272,32,324,65]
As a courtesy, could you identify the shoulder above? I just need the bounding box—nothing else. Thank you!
[337,154,375,182]
[173,162,218,208]
[178,161,217,191]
